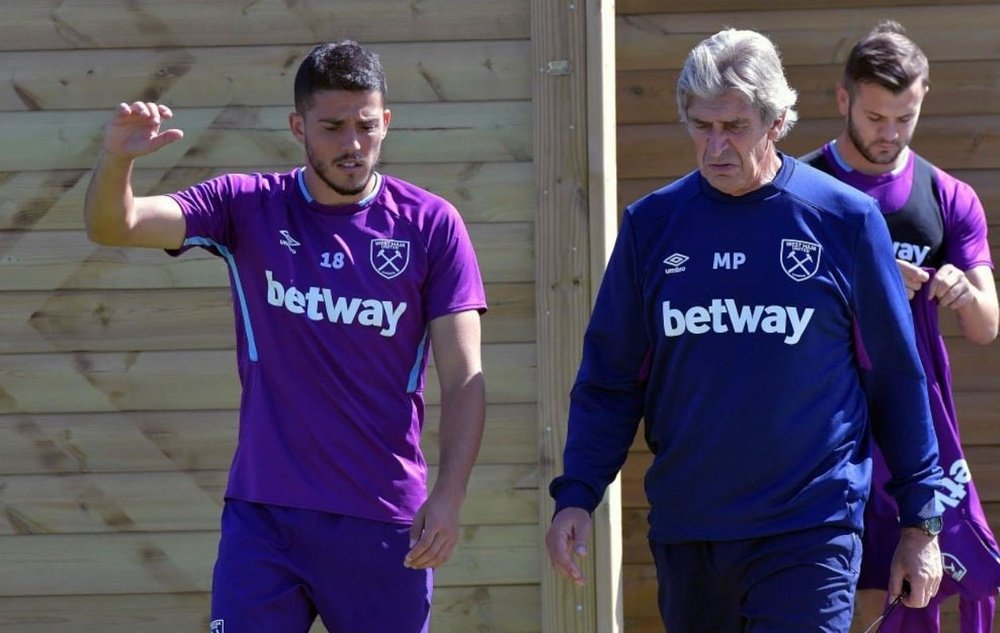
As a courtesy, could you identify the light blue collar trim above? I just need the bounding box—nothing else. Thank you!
[296,168,381,205]
[297,167,313,202]
[829,139,909,176]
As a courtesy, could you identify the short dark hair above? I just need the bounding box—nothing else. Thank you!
[843,20,929,95]
[294,40,387,112]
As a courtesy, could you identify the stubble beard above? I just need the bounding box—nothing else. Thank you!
[846,111,905,166]
[306,141,381,198]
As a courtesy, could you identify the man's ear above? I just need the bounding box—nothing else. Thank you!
[768,110,786,141]
[836,83,850,118]
[289,110,305,142]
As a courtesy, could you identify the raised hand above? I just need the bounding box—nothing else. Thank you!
[103,101,185,159]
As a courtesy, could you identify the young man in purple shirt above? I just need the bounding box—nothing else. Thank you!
[83,41,487,632]
[802,21,1000,633]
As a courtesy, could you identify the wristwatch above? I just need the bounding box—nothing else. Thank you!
[908,515,943,537]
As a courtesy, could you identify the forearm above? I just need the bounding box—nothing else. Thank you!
[955,277,999,344]
[551,381,643,513]
[84,151,137,245]
[432,373,486,500]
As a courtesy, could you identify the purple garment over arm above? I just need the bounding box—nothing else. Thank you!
[819,144,1000,628]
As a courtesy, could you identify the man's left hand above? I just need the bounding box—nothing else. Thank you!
[888,527,942,607]
[929,264,975,310]
[404,490,463,569]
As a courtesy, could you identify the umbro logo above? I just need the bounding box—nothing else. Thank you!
[663,253,688,275]
[279,230,301,254]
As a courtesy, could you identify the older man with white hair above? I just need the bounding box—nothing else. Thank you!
[545,28,943,633]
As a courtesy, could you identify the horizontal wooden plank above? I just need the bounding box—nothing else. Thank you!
[619,169,1000,227]
[0,585,542,633]
[1,41,531,112]
[425,403,539,466]
[0,223,534,291]
[0,344,537,414]
[0,464,538,535]
[0,410,237,475]
[0,102,532,171]
[963,447,1000,505]
[0,282,534,353]
[0,524,539,596]
[952,393,1000,445]
[618,117,1000,180]
[0,288,235,353]
[0,162,534,231]
[946,338,1000,392]
[618,6,1000,72]
[0,404,539,476]
[618,0,1000,12]
[0,0,530,51]
[617,60,1000,125]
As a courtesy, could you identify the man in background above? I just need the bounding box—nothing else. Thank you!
[802,20,1000,633]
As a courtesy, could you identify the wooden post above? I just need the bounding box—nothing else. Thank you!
[585,4,622,632]
[534,0,619,631]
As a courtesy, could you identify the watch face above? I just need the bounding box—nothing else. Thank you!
[923,516,943,536]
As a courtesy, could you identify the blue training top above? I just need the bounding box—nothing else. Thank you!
[550,153,942,543]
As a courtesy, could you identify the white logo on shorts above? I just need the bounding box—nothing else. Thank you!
[210,619,224,633]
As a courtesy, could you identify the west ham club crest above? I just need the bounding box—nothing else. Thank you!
[780,239,822,282]
[371,239,410,280]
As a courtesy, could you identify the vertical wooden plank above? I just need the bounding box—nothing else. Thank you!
[586,3,622,632]
[533,0,614,631]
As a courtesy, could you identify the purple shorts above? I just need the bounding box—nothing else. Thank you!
[210,499,432,633]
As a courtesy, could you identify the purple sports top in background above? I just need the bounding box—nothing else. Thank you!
[812,142,1000,625]
[168,170,486,525]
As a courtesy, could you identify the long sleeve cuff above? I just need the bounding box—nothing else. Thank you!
[897,488,945,526]
[549,477,601,515]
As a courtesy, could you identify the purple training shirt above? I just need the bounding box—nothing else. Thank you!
[819,141,1000,630]
[169,169,487,525]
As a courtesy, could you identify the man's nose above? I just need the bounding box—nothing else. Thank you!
[341,129,362,151]
[879,122,899,141]
[707,131,729,156]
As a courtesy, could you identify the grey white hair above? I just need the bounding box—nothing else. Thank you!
[676,29,799,140]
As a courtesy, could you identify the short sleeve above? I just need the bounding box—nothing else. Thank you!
[422,203,487,320]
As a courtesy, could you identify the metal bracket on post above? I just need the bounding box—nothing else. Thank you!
[544,60,572,75]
